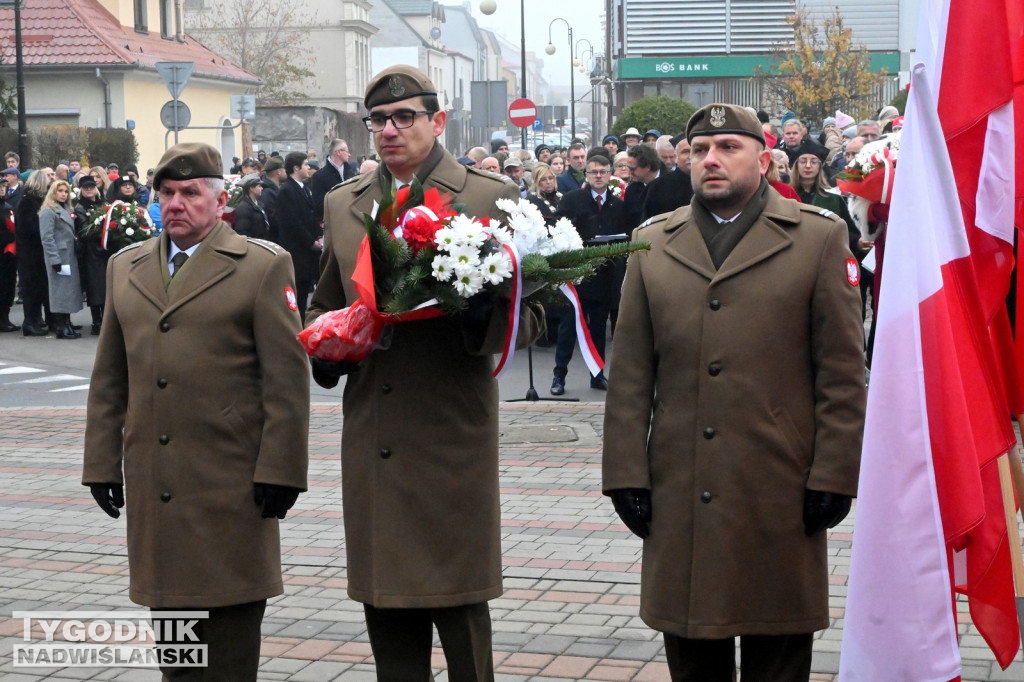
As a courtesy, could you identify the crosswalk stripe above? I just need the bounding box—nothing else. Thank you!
[0,367,46,375]
[16,374,87,384]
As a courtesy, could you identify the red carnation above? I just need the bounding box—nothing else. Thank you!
[401,212,443,254]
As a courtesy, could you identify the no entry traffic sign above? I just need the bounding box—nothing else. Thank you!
[508,98,538,128]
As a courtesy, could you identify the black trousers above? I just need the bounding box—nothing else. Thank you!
[153,599,266,682]
[364,602,494,682]
[663,632,813,682]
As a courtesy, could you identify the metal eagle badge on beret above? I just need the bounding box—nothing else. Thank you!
[710,106,726,128]
[388,75,406,98]
[177,163,192,176]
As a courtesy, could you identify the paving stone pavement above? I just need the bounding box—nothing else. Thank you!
[1,402,1023,680]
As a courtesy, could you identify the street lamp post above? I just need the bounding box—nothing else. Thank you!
[0,0,29,167]
[480,0,528,149]
[546,19,574,142]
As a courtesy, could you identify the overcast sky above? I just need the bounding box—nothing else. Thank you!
[466,1,606,91]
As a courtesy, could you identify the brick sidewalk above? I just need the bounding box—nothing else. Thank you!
[0,403,1021,680]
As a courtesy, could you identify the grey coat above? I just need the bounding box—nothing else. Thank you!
[39,205,83,314]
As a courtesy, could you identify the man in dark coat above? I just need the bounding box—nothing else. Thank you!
[550,153,629,394]
[307,64,544,681]
[642,133,694,220]
[622,143,663,229]
[557,142,587,193]
[273,152,321,321]
[310,138,358,224]
[258,156,285,241]
[83,143,310,681]
[603,104,865,681]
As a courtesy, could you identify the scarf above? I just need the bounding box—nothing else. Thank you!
[690,177,770,270]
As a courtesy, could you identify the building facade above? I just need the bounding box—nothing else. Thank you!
[610,0,913,117]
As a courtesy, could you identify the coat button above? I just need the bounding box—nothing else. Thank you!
[159,435,170,445]
[381,384,392,394]
[157,378,167,388]
[701,491,712,503]
[160,322,170,332]
[160,492,172,502]
[703,427,715,439]
[380,448,391,459]
[708,363,721,376]
[709,299,721,311]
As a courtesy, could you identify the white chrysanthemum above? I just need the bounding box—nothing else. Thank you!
[549,218,584,252]
[120,218,127,225]
[434,226,458,251]
[449,243,481,268]
[450,215,487,247]
[480,252,513,285]
[431,254,455,281]
[453,266,485,297]
[489,225,513,245]
[495,197,519,215]
[125,228,134,236]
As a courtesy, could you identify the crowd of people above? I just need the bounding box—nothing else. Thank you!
[8,72,888,680]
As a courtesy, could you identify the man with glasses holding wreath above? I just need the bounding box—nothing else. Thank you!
[306,65,543,681]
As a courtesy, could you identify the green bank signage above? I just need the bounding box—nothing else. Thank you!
[617,52,900,79]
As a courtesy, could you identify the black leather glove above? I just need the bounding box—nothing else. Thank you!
[464,291,497,323]
[803,489,853,536]
[90,483,125,519]
[608,488,652,539]
[310,357,359,389]
[253,483,301,519]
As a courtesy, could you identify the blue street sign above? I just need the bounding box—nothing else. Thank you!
[531,119,543,131]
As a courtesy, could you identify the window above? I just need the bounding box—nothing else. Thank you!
[134,0,148,33]
[160,0,174,39]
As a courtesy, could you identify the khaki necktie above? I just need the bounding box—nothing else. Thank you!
[170,251,189,277]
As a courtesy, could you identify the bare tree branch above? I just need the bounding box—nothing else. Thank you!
[186,0,318,105]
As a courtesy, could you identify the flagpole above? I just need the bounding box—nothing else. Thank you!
[998,451,1024,643]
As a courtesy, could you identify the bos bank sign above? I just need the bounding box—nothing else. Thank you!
[617,53,899,79]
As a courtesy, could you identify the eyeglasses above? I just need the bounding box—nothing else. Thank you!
[614,163,630,169]
[586,169,610,176]
[362,110,432,132]
[797,158,821,166]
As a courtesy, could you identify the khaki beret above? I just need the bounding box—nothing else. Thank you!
[262,156,284,173]
[153,142,223,189]
[364,65,437,109]
[686,103,766,147]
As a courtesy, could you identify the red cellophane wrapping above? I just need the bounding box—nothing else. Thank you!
[297,299,381,362]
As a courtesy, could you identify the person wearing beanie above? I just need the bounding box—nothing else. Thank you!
[306,64,544,679]
[603,135,620,155]
[534,144,552,164]
[72,175,108,335]
[604,103,865,681]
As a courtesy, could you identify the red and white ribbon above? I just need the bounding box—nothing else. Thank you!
[394,205,439,239]
[99,200,126,250]
[558,282,605,377]
[871,147,896,204]
[492,242,522,378]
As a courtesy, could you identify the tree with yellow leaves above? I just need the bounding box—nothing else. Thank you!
[757,6,888,124]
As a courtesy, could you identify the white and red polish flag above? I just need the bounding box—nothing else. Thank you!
[839,0,1021,678]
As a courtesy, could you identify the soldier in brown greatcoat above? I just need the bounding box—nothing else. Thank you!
[83,143,310,681]
[603,104,866,681]
[307,65,544,681]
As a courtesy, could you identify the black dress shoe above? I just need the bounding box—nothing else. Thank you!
[590,375,608,390]
[550,375,566,396]
[56,326,81,340]
[91,323,102,336]
[22,321,47,337]
[71,324,83,331]
[0,320,20,332]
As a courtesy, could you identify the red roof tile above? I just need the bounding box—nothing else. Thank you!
[0,0,258,85]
